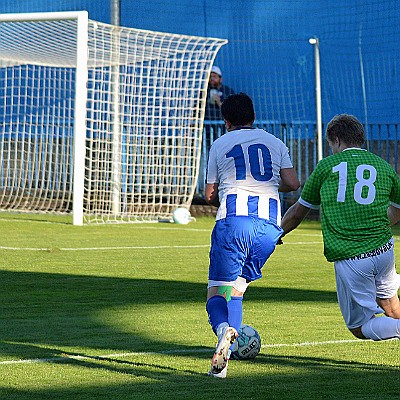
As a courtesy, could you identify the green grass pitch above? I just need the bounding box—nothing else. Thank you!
[0,213,399,399]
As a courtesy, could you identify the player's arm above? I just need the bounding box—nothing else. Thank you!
[205,142,220,207]
[280,201,310,237]
[279,167,300,193]
[205,183,220,207]
[280,164,320,237]
[388,204,400,226]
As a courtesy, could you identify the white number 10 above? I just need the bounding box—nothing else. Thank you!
[332,162,376,205]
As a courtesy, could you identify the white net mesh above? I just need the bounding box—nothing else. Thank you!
[0,13,227,223]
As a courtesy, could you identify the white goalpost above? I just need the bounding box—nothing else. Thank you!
[0,11,227,224]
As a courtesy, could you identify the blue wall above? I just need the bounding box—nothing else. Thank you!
[1,0,399,125]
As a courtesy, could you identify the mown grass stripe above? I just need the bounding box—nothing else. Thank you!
[0,339,374,365]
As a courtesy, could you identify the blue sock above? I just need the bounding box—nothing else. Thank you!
[228,296,243,350]
[228,296,243,333]
[206,295,229,334]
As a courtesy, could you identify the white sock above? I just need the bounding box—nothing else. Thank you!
[361,316,400,340]
[216,322,229,339]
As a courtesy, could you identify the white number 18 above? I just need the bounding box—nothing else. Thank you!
[332,162,376,205]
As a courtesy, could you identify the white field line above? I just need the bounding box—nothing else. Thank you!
[0,338,371,365]
[61,244,212,251]
[0,244,211,251]
[0,217,319,234]
[0,218,213,231]
[0,242,323,251]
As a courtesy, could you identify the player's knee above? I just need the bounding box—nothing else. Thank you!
[232,276,250,296]
[378,295,400,318]
[377,294,400,319]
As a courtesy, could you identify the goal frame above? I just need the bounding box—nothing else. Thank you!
[0,11,227,225]
[0,11,88,225]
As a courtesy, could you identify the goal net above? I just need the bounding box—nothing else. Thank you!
[0,11,227,224]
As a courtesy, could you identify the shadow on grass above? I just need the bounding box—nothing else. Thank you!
[4,270,391,400]
[0,269,337,355]
[1,350,400,399]
[0,271,336,348]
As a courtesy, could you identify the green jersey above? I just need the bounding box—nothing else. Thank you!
[299,148,400,261]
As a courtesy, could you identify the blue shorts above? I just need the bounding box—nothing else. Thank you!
[208,216,283,283]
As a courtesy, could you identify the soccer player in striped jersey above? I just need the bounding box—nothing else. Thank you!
[281,113,400,343]
[205,93,300,377]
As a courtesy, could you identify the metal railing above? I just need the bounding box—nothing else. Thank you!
[196,120,400,211]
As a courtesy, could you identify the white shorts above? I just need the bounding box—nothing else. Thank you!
[208,276,250,293]
[334,239,400,329]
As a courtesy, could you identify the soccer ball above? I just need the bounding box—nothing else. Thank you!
[172,207,193,224]
[231,324,261,360]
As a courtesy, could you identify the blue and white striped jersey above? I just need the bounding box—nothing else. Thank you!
[206,127,293,224]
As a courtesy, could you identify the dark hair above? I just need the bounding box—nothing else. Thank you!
[326,114,365,147]
[221,92,255,126]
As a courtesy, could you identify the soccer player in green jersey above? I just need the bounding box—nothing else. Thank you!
[280,113,400,341]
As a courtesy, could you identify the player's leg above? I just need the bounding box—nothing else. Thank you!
[335,246,400,340]
[377,295,400,318]
[334,257,382,339]
[206,217,282,376]
[375,243,400,318]
[206,219,244,377]
[206,281,248,376]
[361,245,400,340]
[206,284,235,336]
[227,218,283,338]
[227,219,283,359]
[227,295,243,332]
[206,285,238,377]
[228,278,249,334]
[207,217,267,339]
[359,314,400,340]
